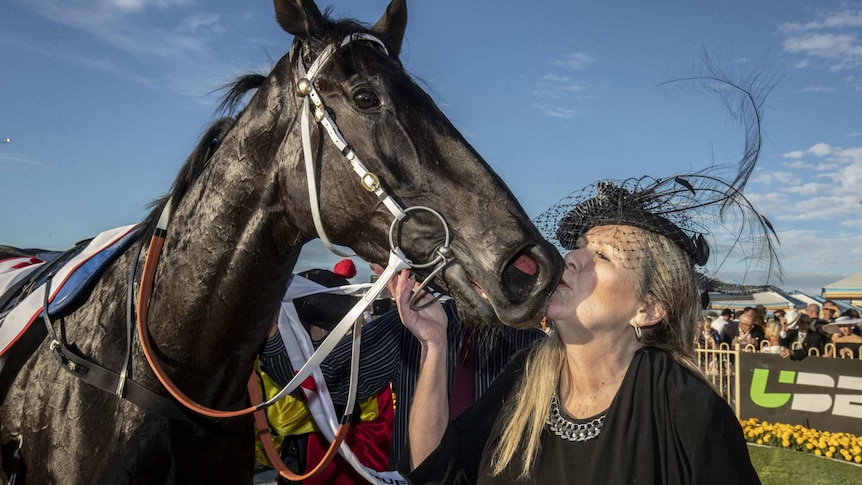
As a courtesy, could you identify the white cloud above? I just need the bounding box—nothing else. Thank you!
[752,149,861,229]
[780,10,862,33]
[753,170,797,185]
[13,0,259,100]
[785,160,818,170]
[539,74,571,82]
[537,105,578,119]
[533,59,593,117]
[848,131,862,137]
[178,12,226,35]
[807,142,833,156]
[108,0,193,12]
[840,146,862,162]
[0,153,45,168]
[21,0,225,62]
[782,150,805,158]
[780,7,862,83]
[551,52,595,70]
[797,85,836,93]
[725,218,862,293]
[562,84,586,93]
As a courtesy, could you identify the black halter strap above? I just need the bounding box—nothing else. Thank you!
[37,247,193,422]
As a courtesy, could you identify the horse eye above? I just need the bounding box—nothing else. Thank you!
[353,89,380,110]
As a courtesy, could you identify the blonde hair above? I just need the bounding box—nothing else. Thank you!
[764,321,781,339]
[490,226,700,478]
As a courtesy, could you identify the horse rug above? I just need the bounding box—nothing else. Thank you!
[0,225,139,357]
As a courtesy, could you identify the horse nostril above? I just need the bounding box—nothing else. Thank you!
[502,248,542,302]
[511,252,538,276]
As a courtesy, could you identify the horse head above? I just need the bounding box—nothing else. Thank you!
[260,0,563,327]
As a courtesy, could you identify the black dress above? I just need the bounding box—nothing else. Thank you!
[399,347,760,484]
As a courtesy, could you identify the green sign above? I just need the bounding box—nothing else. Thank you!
[739,353,862,435]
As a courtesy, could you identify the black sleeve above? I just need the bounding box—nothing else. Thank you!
[789,348,807,361]
[398,346,532,484]
[753,327,766,345]
[689,395,761,484]
[779,330,795,348]
[719,325,735,346]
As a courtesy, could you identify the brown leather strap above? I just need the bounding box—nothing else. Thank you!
[247,373,349,481]
[137,230,348,478]
[137,233,259,418]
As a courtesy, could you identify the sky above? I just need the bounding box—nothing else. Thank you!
[0,0,860,297]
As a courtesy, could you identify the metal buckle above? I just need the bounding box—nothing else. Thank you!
[361,173,381,192]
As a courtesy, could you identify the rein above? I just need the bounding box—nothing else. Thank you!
[134,32,457,481]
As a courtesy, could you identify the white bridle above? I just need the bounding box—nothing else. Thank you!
[295,32,458,299]
[260,33,457,412]
[297,33,407,254]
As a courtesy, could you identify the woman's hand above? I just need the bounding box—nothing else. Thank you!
[391,268,448,347]
[370,264,448,347]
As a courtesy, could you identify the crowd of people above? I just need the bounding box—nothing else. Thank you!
[698,301,862,359]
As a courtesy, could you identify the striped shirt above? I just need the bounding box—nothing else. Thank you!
[259,299,545,468]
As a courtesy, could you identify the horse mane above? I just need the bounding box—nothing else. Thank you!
[137,73,271,240]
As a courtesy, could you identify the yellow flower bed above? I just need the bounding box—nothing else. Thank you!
[740,418,862,464]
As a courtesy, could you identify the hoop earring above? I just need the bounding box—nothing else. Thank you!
[633,325,642,341]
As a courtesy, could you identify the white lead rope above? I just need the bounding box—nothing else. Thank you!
[278,283,405,484]
[259,249,412,408]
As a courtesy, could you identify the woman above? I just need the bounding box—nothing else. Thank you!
[697,315,720,348]
[822,316,862,358]
[761,321,783,354]
[391,168,774,483]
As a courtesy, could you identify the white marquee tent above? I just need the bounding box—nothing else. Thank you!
[822,273,862,306]
[707,290,808,311]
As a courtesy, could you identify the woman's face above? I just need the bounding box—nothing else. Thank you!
[839,325,853,336]
[546,225,644,339]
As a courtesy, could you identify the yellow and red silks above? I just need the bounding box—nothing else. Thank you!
[254,366,394,485]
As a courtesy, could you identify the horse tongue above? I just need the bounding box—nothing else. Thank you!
[512,253,538,276]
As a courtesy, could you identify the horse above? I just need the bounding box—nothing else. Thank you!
[0,1,563,483]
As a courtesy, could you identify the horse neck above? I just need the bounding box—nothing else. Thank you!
[144,86,310,405]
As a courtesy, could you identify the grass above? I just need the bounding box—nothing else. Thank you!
[749,444,862,485]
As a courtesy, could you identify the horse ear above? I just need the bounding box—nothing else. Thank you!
[273,0,324,38]
[371,0,408,58]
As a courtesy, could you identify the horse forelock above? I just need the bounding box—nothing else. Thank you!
[291,11,391,68]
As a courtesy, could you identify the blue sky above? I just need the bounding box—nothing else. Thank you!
[1,0,860,296]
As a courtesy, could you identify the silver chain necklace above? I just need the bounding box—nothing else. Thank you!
[546,395,606,442]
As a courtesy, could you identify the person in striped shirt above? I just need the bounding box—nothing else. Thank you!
[261,293,545,470]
